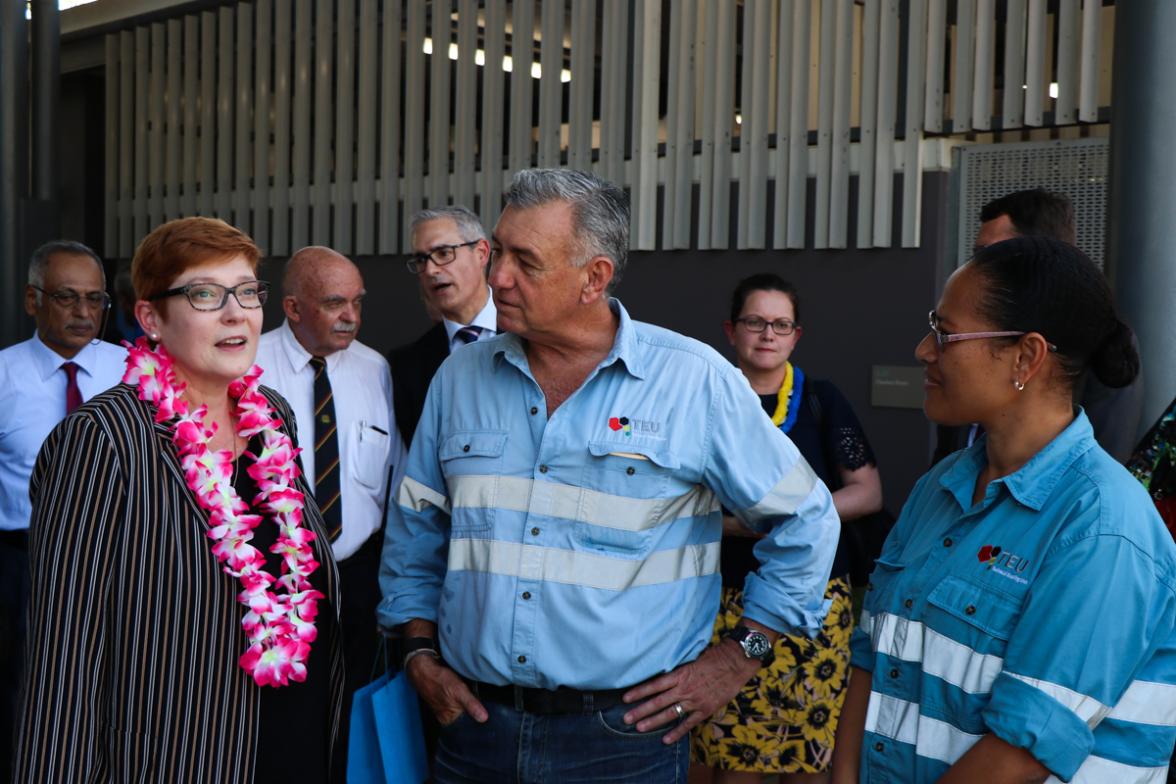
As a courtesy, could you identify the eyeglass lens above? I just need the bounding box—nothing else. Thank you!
[186,282,268,311]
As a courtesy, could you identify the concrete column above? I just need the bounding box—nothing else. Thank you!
[1107,0,1176,432]
[31,0,61,208]
[0,0,29,348]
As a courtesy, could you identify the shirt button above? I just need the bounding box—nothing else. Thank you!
[903,598,913,609]
[889,668,899,678]
[517,655,527,664]
[522,592,531,600]
[874,742,884,752]
[626,466,635,476]
[530,406,538,415]
[531,527,540,536]
[462,444,471,453]
[943,537,953,547]
[965,605,977,615]
[539,465,548,474]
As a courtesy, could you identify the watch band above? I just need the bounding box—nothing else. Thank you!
[402,636,439,669]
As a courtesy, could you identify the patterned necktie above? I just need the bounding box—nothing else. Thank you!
[455,325,484,345]
[309,356,342,542]
[62,362,83,415]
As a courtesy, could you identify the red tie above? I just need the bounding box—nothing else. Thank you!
[62,362,83,415]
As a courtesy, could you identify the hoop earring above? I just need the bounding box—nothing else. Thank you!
[1013,379,1025,391]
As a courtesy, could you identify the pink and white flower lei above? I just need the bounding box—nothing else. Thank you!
[122,337,324,688]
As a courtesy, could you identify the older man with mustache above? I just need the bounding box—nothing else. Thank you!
[255,245,407,741]
[0,239,126,778]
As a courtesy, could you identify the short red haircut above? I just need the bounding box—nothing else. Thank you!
[132,217,261,303]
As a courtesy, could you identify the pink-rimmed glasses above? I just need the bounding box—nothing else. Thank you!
[927,310,1057,352]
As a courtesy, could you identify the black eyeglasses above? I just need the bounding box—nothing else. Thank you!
[405,240,481,273]
[735,316,798,336]
[32,286,111,311]
[150,280,269,311]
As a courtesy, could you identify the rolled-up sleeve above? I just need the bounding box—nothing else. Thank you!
[983,531,1176,780]
[377,377,451,630]
[701,364,840,638]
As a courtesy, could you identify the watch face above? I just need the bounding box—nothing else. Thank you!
[744,631,772,659]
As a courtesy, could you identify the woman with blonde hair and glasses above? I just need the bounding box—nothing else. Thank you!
[832,237,1176,783]
[16,217,344,783]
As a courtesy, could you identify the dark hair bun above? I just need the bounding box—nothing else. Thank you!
[1090,319,1140,388]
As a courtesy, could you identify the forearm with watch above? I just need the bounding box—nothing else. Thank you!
[720,617,780,679]
[401,619,441,670]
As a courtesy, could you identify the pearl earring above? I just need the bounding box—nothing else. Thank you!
[1013,379,1025,391]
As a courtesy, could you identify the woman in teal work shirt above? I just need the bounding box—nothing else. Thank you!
[831,237,1176,783]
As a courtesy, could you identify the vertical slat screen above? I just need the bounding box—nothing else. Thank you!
[253,0,272,251]
[312,0,332,242]
[428,0,451,208]
[233,5,252,235]
[737,0,770,249]
[353,0,376,254]
[148,23,163,232]
[479,0,505,231]
[453,0,477,208]
[290,0,311,249]
[215,8,233,220]
[271,0,292,254]
[104,34,119,257]
[951,0,974,132]
[402,0,426,246]
[784,0,811,248]
[102,0,1118,260]
[856,0,879,248]
[872,0,899,248]
[631,0,661,251]
[813,0,836,250]
[508,0,535,179]
[770,0,794,250]
[972,0,994,130]
[1001,0,1027,128]
[1024,0,1046,127]
[181,17,197,219]
[828,0,853,249]
[1078,0,1101,122]
[902,0,927,248]
[164,19,181,222]
[377,0,402,253]
[333,0,355,252]
[537,0,563,169]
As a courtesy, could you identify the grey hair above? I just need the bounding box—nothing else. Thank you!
[502,168,629,292]
[409,205,488,244]
[28,240,105,302]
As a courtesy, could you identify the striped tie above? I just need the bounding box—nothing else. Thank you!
[455,325,484,345]
[309,356,342,542]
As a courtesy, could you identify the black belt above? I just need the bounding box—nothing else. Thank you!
[466,679,629,715]
[0,529,28,551]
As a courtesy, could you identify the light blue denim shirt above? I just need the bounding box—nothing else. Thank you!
[850,411,1176,783]
[379,299,839,690]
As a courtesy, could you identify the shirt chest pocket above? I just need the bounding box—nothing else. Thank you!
[923,576,1023,691]
[352,424,390,490]
[576,441,681,558]
[439,430,508,534]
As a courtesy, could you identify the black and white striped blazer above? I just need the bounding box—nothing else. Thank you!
[15,383,344,783]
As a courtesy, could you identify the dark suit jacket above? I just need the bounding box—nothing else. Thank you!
[16,383,344,784]
[388,322,449,448]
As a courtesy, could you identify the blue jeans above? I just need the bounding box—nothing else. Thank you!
[433,700,688,783]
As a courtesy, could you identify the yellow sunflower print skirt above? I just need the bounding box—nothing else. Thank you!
[691,576,854,773]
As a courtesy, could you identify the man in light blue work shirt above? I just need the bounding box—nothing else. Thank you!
[378,168,840,782]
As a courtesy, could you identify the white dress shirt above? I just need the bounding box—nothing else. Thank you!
[442,291,498,353]
[0,334,127,531]
[254,321,407,561]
